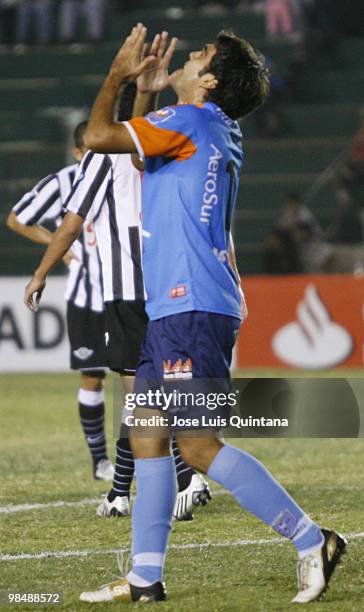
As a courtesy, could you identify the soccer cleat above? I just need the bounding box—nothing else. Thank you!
[292,529,347,603]
[173,473,211,521]
[80,577,166,603]
[96,494,130,517]
[94,459,115,481]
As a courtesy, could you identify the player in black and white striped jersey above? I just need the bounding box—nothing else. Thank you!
[7,123,114,482]
[66,135,210,520]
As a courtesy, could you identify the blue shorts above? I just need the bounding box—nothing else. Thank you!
[133,312,240,430]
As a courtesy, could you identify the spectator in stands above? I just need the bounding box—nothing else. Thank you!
[328,189,363,245]
[59,0,107,44]
[277,192,321,240]
[296,221,332,272]
[265,0,294,39]
[0,0,18,46]
[15,0,54,45]
[263,228,303,274]
[253,59,288,138]
[334,109,364,197]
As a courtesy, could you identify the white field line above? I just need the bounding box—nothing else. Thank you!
[0,492,227,515]
[0,497,102,515]
[0,485,360,516]
[1,533,363,562]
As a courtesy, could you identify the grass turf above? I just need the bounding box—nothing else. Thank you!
[0,374,363,611]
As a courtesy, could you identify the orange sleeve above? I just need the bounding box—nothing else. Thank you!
[126,117,196,161]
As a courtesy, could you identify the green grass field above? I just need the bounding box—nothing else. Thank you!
[1,374,363,611]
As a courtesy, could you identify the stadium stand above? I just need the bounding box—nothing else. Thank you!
[0,5,363,274]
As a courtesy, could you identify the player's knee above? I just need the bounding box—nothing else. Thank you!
[176,436,223,473]
[130,433,170,459]
[80,372,104,391]
[175,438,208,473]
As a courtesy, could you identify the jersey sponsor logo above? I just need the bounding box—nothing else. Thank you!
[146,107,176,125]
[272,285,353,369]
[73,346,94,360]
[200,144,223,225]
[163,358,193,380]
[170,285,187,299]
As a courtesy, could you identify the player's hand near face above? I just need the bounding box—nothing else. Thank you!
[110,23,157,83]
[85,24,178,154]
[137,31,178,94]
[24,275,46,312]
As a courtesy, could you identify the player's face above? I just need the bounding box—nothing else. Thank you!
[171,43,217,95]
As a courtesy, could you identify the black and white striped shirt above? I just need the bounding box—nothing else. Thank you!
[13,163,104,313]
[66,152,144,303]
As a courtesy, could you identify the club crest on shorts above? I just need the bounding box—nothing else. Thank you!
[163,358,193,380]
[73,347,94,360]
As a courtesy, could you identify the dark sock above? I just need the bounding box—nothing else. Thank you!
[78,388,107,466]
[172,437,196,492]
[109,436,134,500]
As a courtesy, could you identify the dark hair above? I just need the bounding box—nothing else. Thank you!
[118,82,137,122]
[73,121,88,149]
[203,31,270,120]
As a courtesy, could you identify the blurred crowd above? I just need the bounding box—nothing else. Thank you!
[0,0,107,45]
[263,183,364,276]
[0,0,362,275]
[263,109,364,275]
[1,0,363,47]
[0,0,138,46]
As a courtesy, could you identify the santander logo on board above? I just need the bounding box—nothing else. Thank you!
[272,284,353,369]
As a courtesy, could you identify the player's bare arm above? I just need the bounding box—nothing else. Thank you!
[131,31,178,170]
[84,24,155,153]
[7,210,54,246]
[7,211,75,267]
[24,212,84,311]
[85,24,177,154]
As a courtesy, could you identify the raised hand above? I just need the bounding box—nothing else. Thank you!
[137,31,178,93]
[110,23,157,83]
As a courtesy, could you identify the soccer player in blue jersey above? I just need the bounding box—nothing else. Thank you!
[25,25,346,605]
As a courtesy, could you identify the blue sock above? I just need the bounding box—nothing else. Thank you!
[127,456,176,587]
[208,445,323,556]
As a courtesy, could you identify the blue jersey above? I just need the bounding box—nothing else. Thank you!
[125,102,244,321]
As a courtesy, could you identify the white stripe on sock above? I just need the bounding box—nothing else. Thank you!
[292,515,314,542]
[78,388,105,406]
[126,571,153,588]
[133,552,165,567]
[297,533,325,559]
